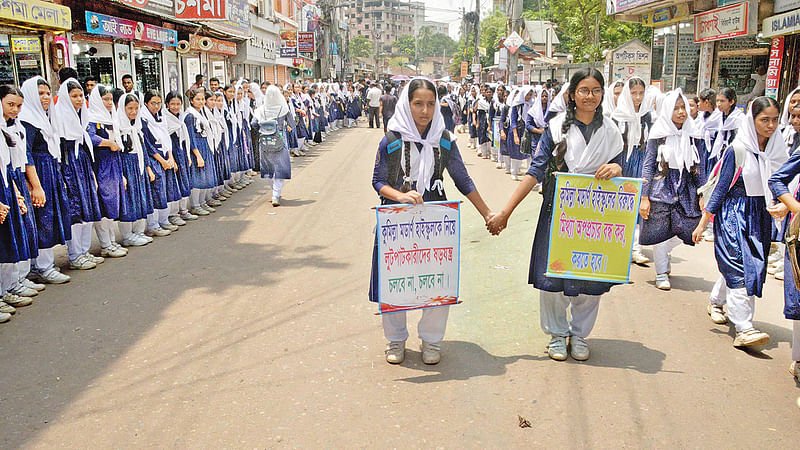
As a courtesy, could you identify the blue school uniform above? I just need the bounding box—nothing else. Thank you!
[368,131,475,303]
[346,96,362,120]
[0,163,26,263]
[707,113,737,176]
[119,132,153,222]
[168,131,192,198]
[441,102,454,132]
[184,113,217,190]
[253,114,292,180]
[60,136,102,224]
[639,138,706,246]
[527,122,627,296]
[768,150,800,319]
[141,118,181,209]
[524,111,544,155]
[239,118,253,171]
[508,105,527,160]
[705,146,771,297]
[21,122,71,247]
[499,104,510,157]
[477,106,489,145]
[621,113,652,178]
[292,98,310,140]
[468,99,477,139]
[88,123,128,221]
[11,166,37,259]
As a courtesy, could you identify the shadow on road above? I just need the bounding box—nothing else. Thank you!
[578,339,671,374]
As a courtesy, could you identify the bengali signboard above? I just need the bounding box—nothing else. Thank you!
[11,37,41,53]
[611,39,651,84]
[375,201,461,314]
[693,2,750,43]
[0,0,71,31]
[298,32,314,54]
[189,34,237,55]
[460,61,468,78]
[762,9,800,38]
[642,4,691,27]
[280,29,297,58]
[200,0,249,35]
[175,0,226,20]
[765,37,784,100]
[607,0,660,15]
[547,173,642,283]
[775,0,800,14]
[116,0,175,17]
[85,11,178,46]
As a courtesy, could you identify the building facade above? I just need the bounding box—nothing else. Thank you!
[344,0,415,47]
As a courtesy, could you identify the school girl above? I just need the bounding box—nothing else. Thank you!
[163,91,196,223]
[140,90,182,236]
[184,90,218,216]
[345,85,361,128]
[498,87,514,171]
[545,84,569,123]
[238,83,256,183]
[18,77,71,284]
[508,86,534,181]
[467,86,479,148]
[488,69,625,362]
[693,97,787,348]
[707,87,744,172]
[475,86,491,158]
[86,85,128,257]
[438,85,455,133]
[602,80,624,118]
[525,86,550,160]
[253,85,293,207]
[370,78,492,365]
[639,89,705,291]
[51,78,103,270]
[208,91,231,204]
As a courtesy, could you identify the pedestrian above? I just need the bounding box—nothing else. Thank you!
[525,85,550,160]
[369,77,493,365]
[253,85,292,207]
[365,82,382,129]
[602,80,624,118]
[18,77,71,284]
[489,85,505,162]
[692,97,787,348]
[707,87,743,173]
[508,86,533,181]
[487,68,626,362]
[51,78,103,270]
[499,87,514,172]
[345,85,361,128]
[475,86,491,158]
[639,89,705,291]
[380,85,397,133]
[163,91,197,223]
[184,90,217,216]
[467,85,478,148]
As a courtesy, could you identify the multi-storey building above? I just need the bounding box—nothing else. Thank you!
[344,0,416,48]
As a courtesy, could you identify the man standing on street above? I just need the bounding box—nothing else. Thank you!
[379,85,397,133]
[366,82,382,128]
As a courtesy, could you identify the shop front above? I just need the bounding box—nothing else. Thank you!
[0,0,72,85]
[762,3,800,102]
[177,34,236,87]
[233,14,279,84]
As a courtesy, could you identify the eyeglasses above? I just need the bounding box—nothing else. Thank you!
[576,88,603,97]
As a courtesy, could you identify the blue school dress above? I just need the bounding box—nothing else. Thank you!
[499,105,510,157]
[60,137,102,225]
[524,111,544,155]
[21,122,71,247]
[477,107,489,145]
[707,114,737,176]
[88,123,129,221]
[468,100,477,139]
[141,119,181,209]
[292,98,310,140]
[508,105,527,160]
[705,146,771,298]
[441,102,454,132]
[253,114,292,181]
[639,138,706,246]
[119,133,153,222]
[169,131,193,198]
[0,161,26,263]
[240,117,254,171]
[621,113,652,178]
[11,165,37,259]
[346,97,362,120]
[184,113,217,190]
[768,150,800,319]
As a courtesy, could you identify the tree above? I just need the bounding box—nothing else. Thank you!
[349,36,372,59]
[479,10,507,67]
[392,35,416,59]
[393,30,458,61]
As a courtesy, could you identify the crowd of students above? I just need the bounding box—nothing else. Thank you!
[370,72,800,380]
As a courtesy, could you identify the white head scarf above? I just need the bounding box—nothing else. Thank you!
[138,95,172,156]
[163,96,189,150]
[526,86,549,128]
[254,85,289,122]
[235,81,251,122]
[386,77,449,196]
[649,89,698,174]
[732,103,789,205]
[549,111,624,175]
[513,86,535,118]
[708,105,744,159]
[115,93,145,174]
[18,76,60,161]
[250,82,265,108]
[86,85,122,151]
[2,115,27,173]
[602,80,624,118]
[781,87,800,146]
[51,78,93,160]
[612,77,651,152]
[548,84,570,114]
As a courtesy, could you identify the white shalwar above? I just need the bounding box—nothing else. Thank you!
[382,306,450,343]
[653,235,682,274]
[709,275,756,332]
[539,291,601,338]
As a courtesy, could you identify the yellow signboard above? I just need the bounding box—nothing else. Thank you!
[0,0,72,31]
[11,37,41,54]
[642,4,691,27]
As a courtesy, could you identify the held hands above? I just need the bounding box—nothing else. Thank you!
[110,141,121,152]
[639,197,650,220]
[486,210,508,236]
[16,194,26,214]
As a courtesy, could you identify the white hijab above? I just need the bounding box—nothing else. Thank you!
[386,77,449,196]
[709,106,744,159]
[86,85,122,152]
[549,111,624,175]
[19,77,61,161]
[649,89,698,174]
[526,86,548,128]
[781,87,800,146]
[2,116,27,174]
[254,85,289,122]
[50,78,93,160]
[250,82,265,108]
[115,93,145,174]
[163,101,189,151]
[513,86,535,118]
[138,98,172,157]
[602,81,624,118]
[611,77,651,153]
[548,84,570,114]
[733,106,789,205]
[235,81,252,122]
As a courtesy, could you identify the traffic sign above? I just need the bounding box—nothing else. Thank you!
[504,31,523,54]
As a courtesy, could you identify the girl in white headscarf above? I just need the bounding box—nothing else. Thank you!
[638,89,704,290]
[475,85,491,158]
[163,91,196,224]
[51,78,103,270]
[780,87,800,151]
[509,86,534,180]
[86,84,128,257]
[184,89,218,216]
[693,96,788,349]
[208,91,231,205]
[525,85,550,158]
[17,77,71,284]
[602,80,624,118]
[370,77,493,366]
[252,85,293,206]
[467,85,479,148]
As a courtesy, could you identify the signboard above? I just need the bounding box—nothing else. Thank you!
[85,11,178,46]
[176,0,225,20]
[460,61,468,78]
[498,47,508,70]
[0,0,71,31]
[189,34,237,55]
[763,9,800,38]
[547,173,642,283]
[693,2,750,43]
[116,0,175,17]
[697,42,714,91]
[198,0,249,35]
[775,0,800,14]
[607,0,660,15]
[471,63,481,73]
[279,29,297,58]
[11,38,41,54]
[504,31,523,54]
[298,32,314,54]
[492,118,500,153]
[114,43,132,87]
[765,37,784,100]
[642,4,691,27]
[611,39,651,84]
[375,201,461,314]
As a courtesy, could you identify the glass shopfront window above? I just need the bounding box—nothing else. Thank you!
[652,23,701,93]
[134,48,162,94]
[716,36,770,100]
[0,35,15,85]
[73,41,115,86]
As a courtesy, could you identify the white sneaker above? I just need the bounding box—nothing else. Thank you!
[85,252,105,265]
[707,304,728,324]
[511,175,519,181]
[20,278,45,292]
[774,269,784,280]
[420,341,441,365]
[768,243,782,265]
[655,273,671,290]
[547,336,568,361]
[495,162,503,169]
[100,246,127,258]
[69,254,96,270]
[180,211,199,221]
[631,250,650,265]
[9,284,38,297]
[0,311,10,323]
[385,341,406,364]
[33,268,71,284]
[2,292,32,307]
[569,336,590,361]
[169,215,187,226]
[733,328,770,347]
[0,301,15,314]
[145,227,171,237]
[136,232,154,243]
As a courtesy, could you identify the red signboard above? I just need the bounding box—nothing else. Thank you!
[460,61,468,78]
[298,32,314,53]
[175,0,226,20]
[693,2,749,43]
[765,36,784,100]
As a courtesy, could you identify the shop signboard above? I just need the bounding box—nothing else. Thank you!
[765,37,784,100]
[471,63,481,73]
[280,29,297,58]
[197,0,249,36]
[176,0,225,20]
[610,39,651,84]
[504,31,523,54]
[298,32,314,54]
[641,4,691,27]
[693,2,750,43]
[775,0,800,14]
[0,0,71,31]
[114,43,132,87]
[606,0,660,15]
[189,34,237,55]
[85,11,178,47]
[116,0,175,17]
[11,38,42,54]
[762,9,800,38]
[460,61,468,78]
[697,42,714,91]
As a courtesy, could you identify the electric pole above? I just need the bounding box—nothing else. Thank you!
[507,0,522,85]
[472,0,480,81]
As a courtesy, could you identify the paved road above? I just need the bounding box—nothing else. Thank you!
[1,124,798,448]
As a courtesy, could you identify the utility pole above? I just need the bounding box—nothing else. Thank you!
[507,0,522,86]
[372,14,379,79]
[472,0,480,81]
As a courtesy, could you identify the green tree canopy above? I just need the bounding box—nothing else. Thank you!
[349,35,372,59]
[393,29,459,61]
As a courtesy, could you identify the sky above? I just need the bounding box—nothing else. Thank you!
[421,0,496,40]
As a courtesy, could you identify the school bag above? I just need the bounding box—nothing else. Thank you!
[696,143,747,200]
[257,119,283,153]
[383,129,453,200]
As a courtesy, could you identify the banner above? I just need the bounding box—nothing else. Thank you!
[0,0,71,31]
[280,29,297,58]
[693,2,749,43]
[375,201,461,314]
[298,32,314,54]
[85,11,177,47]
[460,61,468,78]
[176,0,226,20]
[492,118,500,153]
[765,37,784,100]
[547,173,642,283]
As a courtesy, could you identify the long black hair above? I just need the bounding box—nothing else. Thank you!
[562,68,605,135]
[407,78,437,102]
[0,85,23,100]
[143,90,162,104]
[751,96,779,118]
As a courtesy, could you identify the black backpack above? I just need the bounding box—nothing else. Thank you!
[383,129,453,201]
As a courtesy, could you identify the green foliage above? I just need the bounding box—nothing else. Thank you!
[479,10,507,67]
[392,29,459,61]
[349,36,372,59]
[392,35,416,58]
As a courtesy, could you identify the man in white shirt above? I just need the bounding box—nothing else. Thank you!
[366,83,383,128]
[739,65,767,105]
